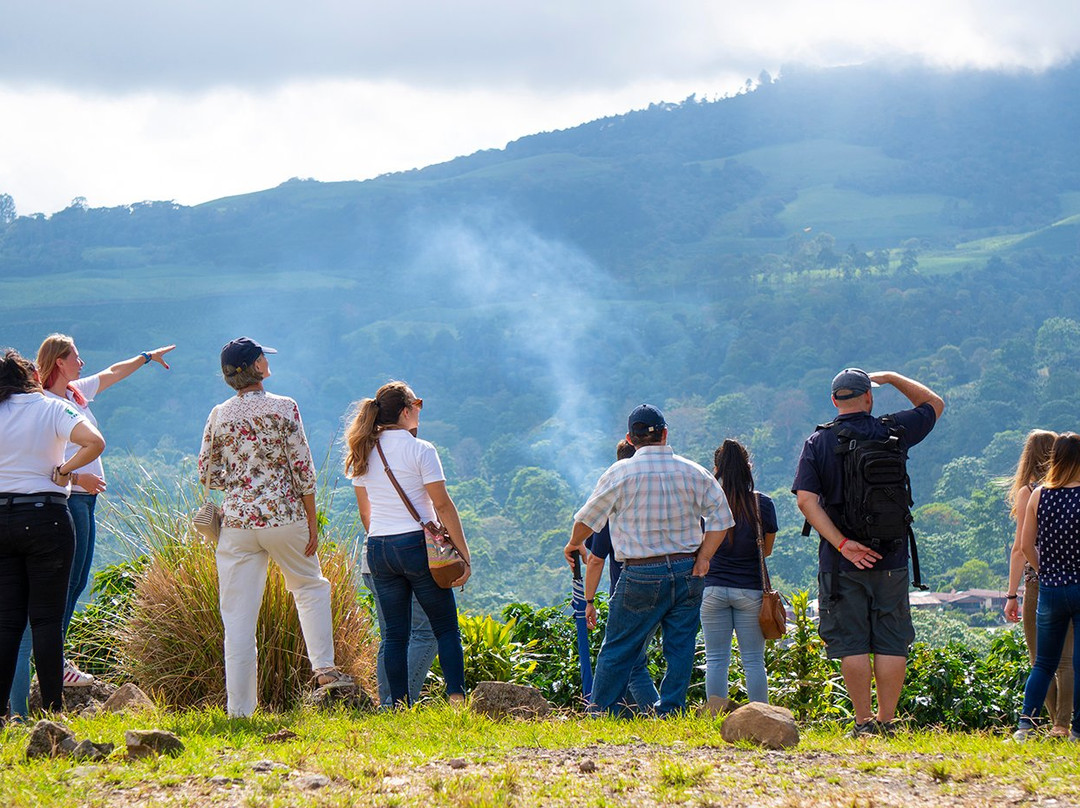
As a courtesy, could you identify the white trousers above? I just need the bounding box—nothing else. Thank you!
[216,521,336,717]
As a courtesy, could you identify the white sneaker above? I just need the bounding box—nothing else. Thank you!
[62,659,94,687]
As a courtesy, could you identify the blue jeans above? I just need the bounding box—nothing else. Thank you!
[9,493,96,718]
[367,531,465,704]
[362,571,438,706]
[590,557,704,716]
[624,630,660,711]
[1021,582,1080,732]
[701,586,768,703]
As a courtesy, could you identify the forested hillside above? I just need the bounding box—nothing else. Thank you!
[3,61,1079,611]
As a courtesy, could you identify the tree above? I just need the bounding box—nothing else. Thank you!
[946,559,1001,591]
[0,193,14,225]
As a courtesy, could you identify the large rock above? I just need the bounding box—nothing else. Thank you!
[70,739,115,762]
[102,683,156,713]
[720,703,799,750]
[26,720,76,759]
[29,676,117,713]
[469,681,551,719]
[125,729,185,758]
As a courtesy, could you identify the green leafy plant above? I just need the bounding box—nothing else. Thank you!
[430,614,539,691]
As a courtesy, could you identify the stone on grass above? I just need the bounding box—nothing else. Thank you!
[29,677,117,713]
[26,720,76,759]
[579,759,597,773]
[263,728,298,743]
[80,700,103,718]
[125,729,184,758]
[447,758,468,769]
[102,683,156,713]
[304,681,375,712]
[252,760,292,773]
[70,739,114,762]
[469,681,551,719]
[294,773,331,790]
[720,703,799,750]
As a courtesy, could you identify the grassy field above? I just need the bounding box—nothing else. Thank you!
[2,705,1078,807]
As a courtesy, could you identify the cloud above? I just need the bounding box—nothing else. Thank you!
[3,1,1077,94]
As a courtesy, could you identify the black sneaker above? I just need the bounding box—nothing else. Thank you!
[850,720,879,738]
[876,719,897,737]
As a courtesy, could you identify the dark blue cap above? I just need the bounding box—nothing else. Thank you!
[831,368,875,400]
[628,403,666,436]
[221,337,277,376]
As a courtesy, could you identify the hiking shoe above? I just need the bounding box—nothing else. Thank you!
[1069,730,1080,743]
[1013,717,1037,742]
[876,719,898,737]
[312,667,354,688]
[62,659,94,687]
[1050,725,1070,738]
[850,720,880,738]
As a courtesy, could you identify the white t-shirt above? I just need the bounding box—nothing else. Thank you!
[0,393,87,494]
[46,376,103,492]
[352,428,445,538]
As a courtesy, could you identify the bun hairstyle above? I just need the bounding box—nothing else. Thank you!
[36,333,87,406]
[343,380,417,477]
[713,438,756,525]
[0,348,42,404]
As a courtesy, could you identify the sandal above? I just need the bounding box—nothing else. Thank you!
[312,667,355,688]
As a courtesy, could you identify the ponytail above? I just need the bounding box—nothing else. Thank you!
[343,380,417,478]
[0,349,42,404]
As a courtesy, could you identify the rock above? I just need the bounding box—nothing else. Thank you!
[125,729,185,757]
[29,677,117,713]
[26,720,75,759]
[720,703,800,750]
[294,773,331,790]
[447,758,468,769]
[698,695,737,718]
[70,739,115,762]
[263,729,298,743]
[102,683,156,713]
[579,759,597,773]
[80,700,103,718]
[252,760,292,773]
[304,682,375,712]
[208,775,244,786]
[469,681,551,719]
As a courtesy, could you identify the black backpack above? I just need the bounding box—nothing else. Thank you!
[802,415,926,591]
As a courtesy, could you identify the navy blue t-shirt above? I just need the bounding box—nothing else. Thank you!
[791,403,937,572]
[704,492,778,590]
[584,524,623,595]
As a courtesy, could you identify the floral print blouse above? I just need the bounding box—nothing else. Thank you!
[198,391,316,529]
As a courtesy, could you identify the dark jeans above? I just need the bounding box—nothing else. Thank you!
[0,501,74,715]
[367,530,465,704]
[1021,582,1080,732]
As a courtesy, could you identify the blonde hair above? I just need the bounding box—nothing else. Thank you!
[35,333,86,406]
[343,381,417,478]
[1008,429,1058,516]
[1045,433,1080,489]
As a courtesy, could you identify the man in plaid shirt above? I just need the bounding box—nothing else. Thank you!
[565,404,734,715]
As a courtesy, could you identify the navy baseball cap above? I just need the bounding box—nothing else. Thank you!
[831,368,876,400]
[221,337,277,376]
[628,403,666,436]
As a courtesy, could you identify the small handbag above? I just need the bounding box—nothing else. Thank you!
[753,493,786,640]
[193,412,222,541]
[375,440,469,589]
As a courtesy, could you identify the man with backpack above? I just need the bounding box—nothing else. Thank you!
[793,368,944,737]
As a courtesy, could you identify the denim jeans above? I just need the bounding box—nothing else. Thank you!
[9,494,97,718]
[624,630,660,712]
[362,571,438,706]
[0,502,74,715]
[367,530,465,704]
[590,557,703,716]
[1021,582,1080,732]
[701,586,768,703]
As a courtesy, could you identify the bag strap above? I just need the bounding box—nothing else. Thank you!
[375,440,424,526]
[202,407,219,501]
[752,492,772,592]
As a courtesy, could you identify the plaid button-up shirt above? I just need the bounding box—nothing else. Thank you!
[575,444,734,561]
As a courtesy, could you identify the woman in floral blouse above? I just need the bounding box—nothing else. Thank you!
[198,336,351,717]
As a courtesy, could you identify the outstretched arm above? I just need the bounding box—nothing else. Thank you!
[94,345,175,393]
[868,371,944,419]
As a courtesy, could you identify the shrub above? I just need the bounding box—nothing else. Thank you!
[103,469,377,710]
[429,614,539,693]
[66,557,148,678]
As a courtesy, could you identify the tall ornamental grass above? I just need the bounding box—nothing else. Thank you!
[103,465,376,709]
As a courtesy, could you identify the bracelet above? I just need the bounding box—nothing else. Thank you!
[1006,594,1018,600]
[140,352,152,365]
[838,538,849,550]
[585,598,595,604]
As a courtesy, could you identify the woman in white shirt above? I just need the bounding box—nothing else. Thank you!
[0,349,104,717]
[345,381,470,706]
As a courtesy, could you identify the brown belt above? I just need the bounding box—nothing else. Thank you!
[622,552,697,566]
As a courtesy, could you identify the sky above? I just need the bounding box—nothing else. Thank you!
[1,1,1077,217]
